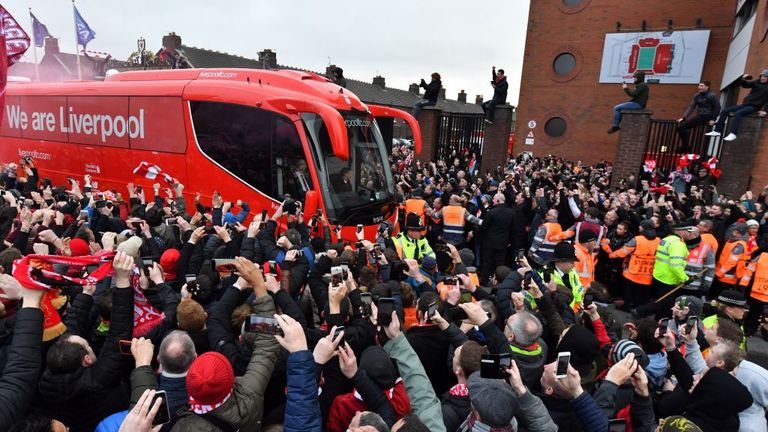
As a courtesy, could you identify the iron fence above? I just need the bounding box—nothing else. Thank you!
[642,118,725,174]
[435,113,486,162]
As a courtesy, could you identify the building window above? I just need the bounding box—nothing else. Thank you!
[734,0,758,37]
[545,117,567,138]
[553,53,577,76]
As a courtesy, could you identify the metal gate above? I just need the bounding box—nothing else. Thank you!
[643,118,725,173]
[436,113,486,162]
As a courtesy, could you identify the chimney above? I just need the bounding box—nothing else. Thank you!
[258,49,277,69]
[475,95,484,105]
[458,90,467,103]
[44,37,60,55]
[439,88,446,99]
[372,75,386,89]
[326,64,336,79]
[162,32,181,52]
[409,83,420,94]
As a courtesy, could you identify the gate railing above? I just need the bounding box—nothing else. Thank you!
[642,117,727,173]
[436,113,486,162]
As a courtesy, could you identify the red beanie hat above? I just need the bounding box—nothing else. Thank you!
[187,352,235,414]
[69,238,90,257]
[160,248,181,281]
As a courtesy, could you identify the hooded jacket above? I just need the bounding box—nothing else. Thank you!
[624,72,649,108]
[736,360,768,432]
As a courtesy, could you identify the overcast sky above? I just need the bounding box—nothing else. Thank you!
[6,0,530,103]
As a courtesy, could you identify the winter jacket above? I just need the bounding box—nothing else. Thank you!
[384,333,447,432]
[0,307,43,431]
[406,324,456,395]
[491,73,509,104]
[480,318,547,391]
[421,79,442,102]
[172,293,280,432]
[208,285,253,375]
[478,203,515,250]
[539,391,609,432]
[36,286,134,432]
[284,350,322,432]
[736,360,768,432]
[741,77,768,109]
[442,391,471,432]
[624,82,649,108]
[513,390,558,432]
[681,90,721,118]
[326,381,411,432]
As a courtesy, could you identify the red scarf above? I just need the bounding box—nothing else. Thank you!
[12,252,164,338]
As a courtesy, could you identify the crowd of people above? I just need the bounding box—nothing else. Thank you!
[1,146,768,432]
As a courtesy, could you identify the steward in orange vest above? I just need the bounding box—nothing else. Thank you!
[575,230,598,288]
[740,248,768,336]
[712,223,749,298]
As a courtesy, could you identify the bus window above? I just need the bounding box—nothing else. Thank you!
[273,117,312,203]
[192,101,310,202]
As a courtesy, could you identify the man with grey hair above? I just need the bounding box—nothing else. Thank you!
[347,411,389,432]
[478,191,515,284]
[158,330,197,427]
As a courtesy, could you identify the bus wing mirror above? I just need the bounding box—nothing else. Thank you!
[367,104,422,155]
[265,97,349,161]
[304,190,319,219]
[305,100,349,161]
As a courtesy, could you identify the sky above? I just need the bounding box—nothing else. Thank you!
[6,0,530,104]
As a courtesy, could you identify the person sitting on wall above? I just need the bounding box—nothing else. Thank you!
[706,70,768,142]
[608,70,649,134]
[412,73,442,119]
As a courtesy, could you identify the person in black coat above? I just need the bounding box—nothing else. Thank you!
[412,72,442,118]
[0,283,44,431]
[34,252,136,432]
[676,80,721,153]
[482,66,508,124]
[405,291,455,396]
[479,193,515,284]
[708,70,768,142]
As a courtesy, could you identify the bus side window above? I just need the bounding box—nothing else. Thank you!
[273,117,311,202]
[192,101,288,200]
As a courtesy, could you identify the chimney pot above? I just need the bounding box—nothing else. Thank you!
[372,75,386,89]
[408,83,420,94]
[475,95,484,105]
[458,90,467,103]
[258,49,277,69]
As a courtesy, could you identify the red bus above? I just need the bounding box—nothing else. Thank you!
[0,68,422,242]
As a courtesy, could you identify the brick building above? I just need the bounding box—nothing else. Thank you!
[515,0,737,162]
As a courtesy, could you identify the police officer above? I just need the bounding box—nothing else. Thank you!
[539,242,585,315]
[390,212,435,261]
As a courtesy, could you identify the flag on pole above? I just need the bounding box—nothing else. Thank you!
[30,12,50,47]
[73,5,95,47]
[0,6,30,119]
[133,162,178,185]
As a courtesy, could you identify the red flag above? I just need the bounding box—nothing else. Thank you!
[133,161,178,185]
[0,6,30,120]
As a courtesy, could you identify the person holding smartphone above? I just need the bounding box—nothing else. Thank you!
[608,70,649,134]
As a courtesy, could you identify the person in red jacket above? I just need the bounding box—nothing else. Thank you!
[326,346,411,432]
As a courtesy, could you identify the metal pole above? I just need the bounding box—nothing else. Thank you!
[28,9,40,81]
[72,0,81,80]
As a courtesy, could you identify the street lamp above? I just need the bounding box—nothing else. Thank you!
[137,37,146,66]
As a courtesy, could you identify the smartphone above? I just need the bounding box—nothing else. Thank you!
[333,325,346,348]
[686,316,699,330]
[378,297,395,326]
[212,258,238,273]
[434,243,450,253]
[583,293,594,308]
[556,351,571,379]
[185,274,198,294]
[246,315,283,335]
[152,390,171,426]
[608,419,627,432]
[79,209,90,220]
[331,266,344,286]
[316,208,323,217]
[517,249,525,262]
[141,259,154,277]
[119,339,132,356]
[268,260,278,276]
[164,217,177,226]
[658,318,670,336]
[131,221,143,230]
[356,224,363,234]
[480,354,512,379]
[360,292,373,305]
[448,306,469,321]
[427,302,437,320]
[443,276,458,286]
[523,272,532,288]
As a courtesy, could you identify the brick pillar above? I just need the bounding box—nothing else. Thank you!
[717,115,764,197]
[416,108,441,164]
[479,105,514,174]
[610,110,652,188]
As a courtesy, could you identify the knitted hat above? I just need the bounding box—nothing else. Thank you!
[609,339,650,369]
[160,248,181,281]
[657,416,703,432]
[467,372,518,428]
[117,236,142,258]
[187,352,235,414]
[717,290,748,308]
[577,229,597,244]
[746,219,759,228]
[69,238,90,257]
[459,248,475,266]
[405,212,424,230]
[552,242,577,262]
[359,346,397,389]
[556,324,599,372]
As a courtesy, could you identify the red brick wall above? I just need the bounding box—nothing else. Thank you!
[515,0,736,164]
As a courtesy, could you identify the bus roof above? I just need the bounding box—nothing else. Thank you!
[7,68,368,112]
